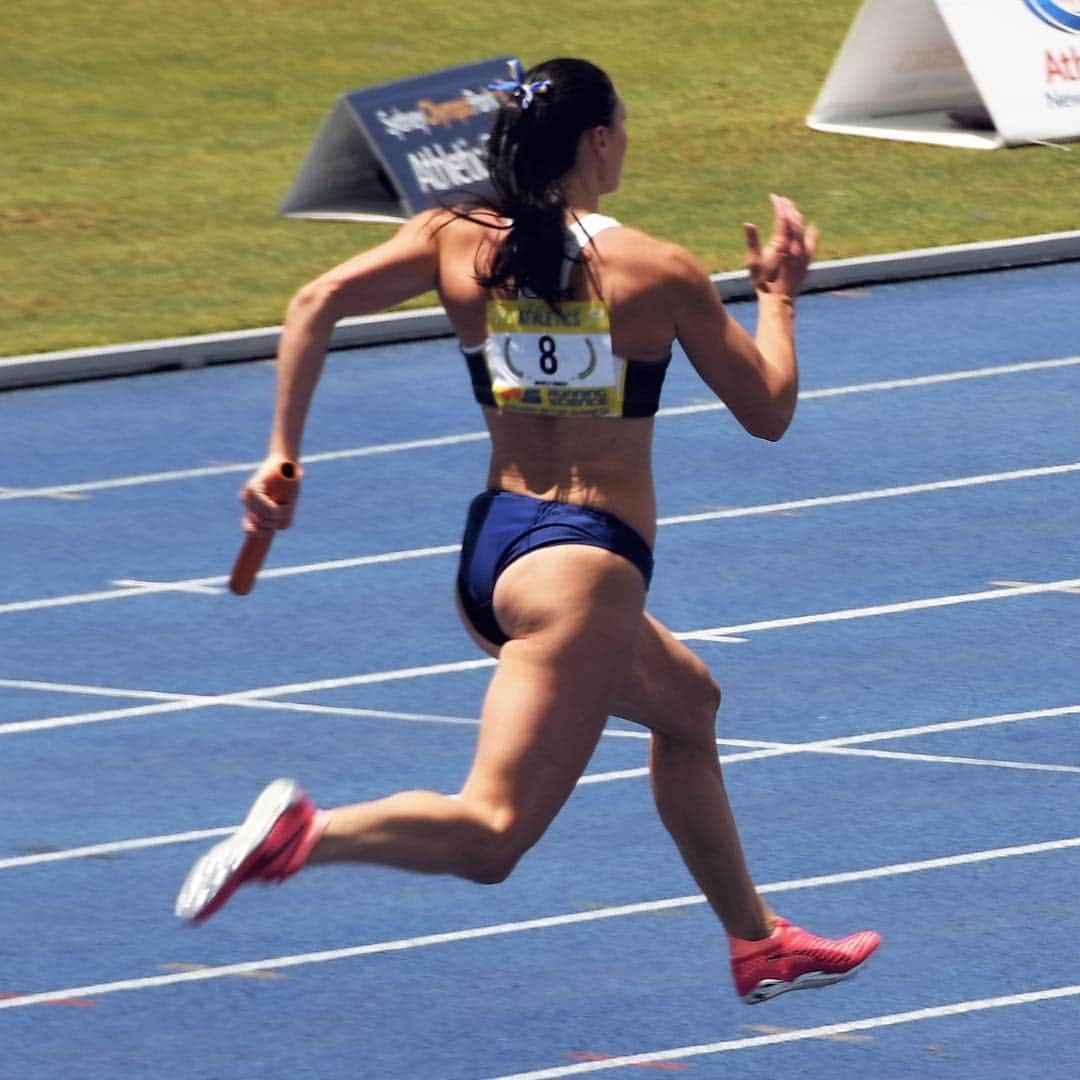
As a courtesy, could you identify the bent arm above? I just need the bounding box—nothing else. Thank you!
[671,253,798,442]
[268,211,443,462]
[672,196,816,442]
[240,211,442,533]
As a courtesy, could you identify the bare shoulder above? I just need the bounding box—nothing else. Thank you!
[419,205,505,241]
[591,226,715,318]
[596,226,708,285]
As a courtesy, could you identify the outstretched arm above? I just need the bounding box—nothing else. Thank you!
[672,195,818,441]
[242,211,443,532]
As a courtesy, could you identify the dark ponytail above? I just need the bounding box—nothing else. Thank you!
[477,58,617,307]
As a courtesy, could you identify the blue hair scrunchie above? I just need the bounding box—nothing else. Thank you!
[487,59,552,111]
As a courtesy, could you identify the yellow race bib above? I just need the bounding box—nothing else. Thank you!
[485,300,625,417]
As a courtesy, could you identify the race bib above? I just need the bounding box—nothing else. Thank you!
[485,300,624,416]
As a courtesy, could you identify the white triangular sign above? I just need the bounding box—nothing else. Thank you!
[808,0,1080,148]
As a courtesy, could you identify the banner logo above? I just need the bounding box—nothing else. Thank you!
[1025,1,1080,32]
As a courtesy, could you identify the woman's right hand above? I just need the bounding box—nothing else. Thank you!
[239,458,301,534]
[743,194,819,299]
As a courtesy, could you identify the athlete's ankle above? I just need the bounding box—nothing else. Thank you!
[302,809,335,865]
[726,915,774,944]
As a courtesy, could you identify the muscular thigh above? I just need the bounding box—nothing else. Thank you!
[458,544,648,838]
[612,613,721,744]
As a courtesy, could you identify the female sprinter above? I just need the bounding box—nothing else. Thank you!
[176,58,879,1004]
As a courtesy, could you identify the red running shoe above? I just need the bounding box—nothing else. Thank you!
[730,918,881,1004]
[175,778,327,923]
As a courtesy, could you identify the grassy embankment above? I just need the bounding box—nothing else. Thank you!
[3,0,1076,356]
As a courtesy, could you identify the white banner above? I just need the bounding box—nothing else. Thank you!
[808,0,1080,148]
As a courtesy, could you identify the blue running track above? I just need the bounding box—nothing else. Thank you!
[1,262,1078,1078]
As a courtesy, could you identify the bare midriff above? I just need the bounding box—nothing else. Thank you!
[437,212,666,547]
[481,407,658,547]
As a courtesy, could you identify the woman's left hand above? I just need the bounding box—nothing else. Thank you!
[744,194,819,298]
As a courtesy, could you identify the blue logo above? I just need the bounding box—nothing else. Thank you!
[1024,0,1080,32]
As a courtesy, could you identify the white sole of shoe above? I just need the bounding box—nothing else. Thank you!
[742,965,864,1004]
[174,777,304,922]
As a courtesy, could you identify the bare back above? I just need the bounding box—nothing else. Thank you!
[433,212,686,544]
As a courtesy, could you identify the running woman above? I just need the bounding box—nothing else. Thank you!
[176,58,879,1004]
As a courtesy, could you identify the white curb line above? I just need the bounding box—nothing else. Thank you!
[3,230,1078,390]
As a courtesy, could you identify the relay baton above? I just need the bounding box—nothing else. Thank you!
[228,461,302,595]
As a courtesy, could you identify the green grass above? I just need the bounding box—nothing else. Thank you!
[3,0,1077,356]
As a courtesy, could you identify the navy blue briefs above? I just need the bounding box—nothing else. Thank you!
[456,489,654,647]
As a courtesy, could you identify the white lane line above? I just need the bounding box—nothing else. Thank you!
[578,704,1080,785]
[245,543,463,584]
[2,461,1077,618]
[112,578,226,597]
[4,568,1077,737]
[812,745,1080,773]
[0,678,191,701]
[487,984,1080,1079]
[0,697,486,737]
[0,543,464,615]
[714,706,1080,763]
[577,767,653,785]
[0,487,86,501]
[710,705,1080,755]
[788,704,1080,747]
[0,698,217,735]
[0,432,491,502]
[7,679,1065,748]
[0,678,481,729]
[798,355,1080,399]
[0,829,232,870]
[9,685,1057,745]
[7,704,1072,869]
[224,657,499,699]
[992,578,1080,595]
[657,462,1080,527]
[246,699,480,726]
[0,835,1076,1010]
[580,743,1080,787]
[0,660,498,735]
[680,577,1080,641]
[3,356,1077,504]
[40,686,1067,777]
[0,584,176,615]
[659,354,1080,419]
